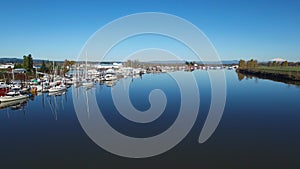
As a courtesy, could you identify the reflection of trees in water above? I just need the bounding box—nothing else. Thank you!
[236,70,300,87]
[246,74,253,80]
[237,72,245,81]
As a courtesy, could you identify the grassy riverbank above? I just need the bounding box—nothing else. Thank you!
[238,66,300,82]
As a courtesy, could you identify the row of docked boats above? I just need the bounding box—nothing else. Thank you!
[0,77,70,105]
[0,91,29,103]
[0,66,138,105]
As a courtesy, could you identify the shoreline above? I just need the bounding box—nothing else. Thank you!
[237,67,300,86]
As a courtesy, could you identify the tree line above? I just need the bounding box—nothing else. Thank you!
[238,59,258,69]
[13,54,75,75]
[239,59,291,69]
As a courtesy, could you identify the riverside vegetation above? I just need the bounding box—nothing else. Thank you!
[237,59,300,85]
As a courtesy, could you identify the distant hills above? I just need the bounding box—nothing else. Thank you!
[0,57,239,65]
[143,60,239,65]
[0,57,63,64]
[0,57,23,63]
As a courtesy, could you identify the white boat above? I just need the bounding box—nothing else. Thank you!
[48,85,67,93]
[41,86,50,93]
[50,81,58,87]
[104,74,117,81]
[48,90,66,96]
[99,76,105,81]
[65,80,74,85]
[0,97,28,109]
[0,92,29,103]
[21,87,31,92]
[10,85,21,90]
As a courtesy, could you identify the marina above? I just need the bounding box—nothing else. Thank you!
[1,0,300,168]
[0,61,239,105]
[0,69,300,168]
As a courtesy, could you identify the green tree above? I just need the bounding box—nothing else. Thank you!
[23,55,28,70]
[23,54,34,72]
[272,61,277,67]
[247,59,252,68]
[268,61,272,67]
[253,60,258,67]
[69,60,75,66]
[185,61,189,65]
[28,54,33,71]
[247,59,258,68]
[63,59,75,75]
[14,63,23,69]
[281,61,288,67]
[239,59,246,69]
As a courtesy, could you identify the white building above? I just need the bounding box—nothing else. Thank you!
[0,63,14,69]
[97,62,122,70]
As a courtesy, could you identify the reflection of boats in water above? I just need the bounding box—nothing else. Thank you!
[82,80,94,88]
[104,73,117,81]
[74,81,82,88]
[48,85,67,93]
[48,90,66,96]
[0,91,29,103]
[47,90,67,120]
[0,98,28,109]
[105,80,117,87]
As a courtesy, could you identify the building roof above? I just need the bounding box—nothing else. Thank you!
[13,68,26,73]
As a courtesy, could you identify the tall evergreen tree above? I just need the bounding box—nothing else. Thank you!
[28,54,33,71]
[23,54,34,72]
[23,55,28,70]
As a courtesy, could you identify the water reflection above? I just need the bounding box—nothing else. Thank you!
[236,71,300,86]
[0,71,300,168]
[237,72,245,81]
[105,80,117,87]
[0,98,28,110]
[47,90,68,120]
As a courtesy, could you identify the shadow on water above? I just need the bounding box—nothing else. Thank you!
[236,71,300,87]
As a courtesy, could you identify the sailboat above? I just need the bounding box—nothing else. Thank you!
[48,85,67,93]
[0,91,29,103]
[49,61,67,93]
[82,52,94,87]
[104,68,117,81]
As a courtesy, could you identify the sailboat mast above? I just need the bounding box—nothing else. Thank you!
[85,51,88,79]
[53,60,55,82]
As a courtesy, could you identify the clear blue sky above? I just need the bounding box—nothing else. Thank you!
[0,0,299,61]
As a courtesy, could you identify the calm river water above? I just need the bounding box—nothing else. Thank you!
[0,70,300,169]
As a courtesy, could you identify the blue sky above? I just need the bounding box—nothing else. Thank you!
[0,0,299,61]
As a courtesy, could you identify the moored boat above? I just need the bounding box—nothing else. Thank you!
[0,91,29,103]
[48,85,67,93]
[0,84,9,96]
[0,97,28,109]
[104,74,117,81]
